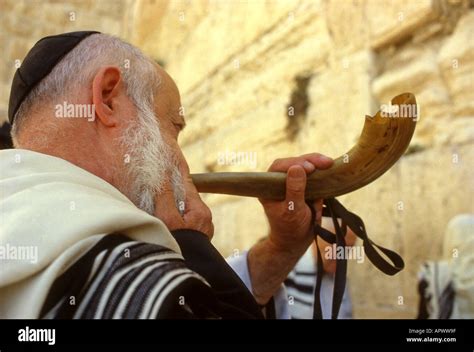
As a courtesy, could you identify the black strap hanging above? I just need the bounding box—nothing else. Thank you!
[310,198,405,319]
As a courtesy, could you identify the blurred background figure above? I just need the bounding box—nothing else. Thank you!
[285,217,357,319]
[417,214,474,319]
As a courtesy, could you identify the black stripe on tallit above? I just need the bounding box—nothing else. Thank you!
[40,234,213,319]
[39,234,132,318]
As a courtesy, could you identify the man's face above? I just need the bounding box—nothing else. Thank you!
[119,65,187,215]
[151,65,186,160]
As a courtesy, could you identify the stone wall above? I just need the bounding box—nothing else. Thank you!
[130,0,474,318]
[1,0,473,318]
[0,0,131,120]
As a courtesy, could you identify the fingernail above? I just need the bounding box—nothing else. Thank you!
[303,161,315,172]
[290,165,305,178]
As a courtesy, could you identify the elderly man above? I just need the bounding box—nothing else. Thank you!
[0,31,334,319]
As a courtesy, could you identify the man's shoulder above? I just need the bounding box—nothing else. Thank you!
[41,234,217,319]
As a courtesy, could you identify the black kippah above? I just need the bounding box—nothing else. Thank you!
[8,31,100,124]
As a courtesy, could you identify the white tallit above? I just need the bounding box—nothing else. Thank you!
[0,148,181,318]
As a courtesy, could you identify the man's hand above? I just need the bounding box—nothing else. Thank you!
[260,153,333,256]
[248,153,333,305]
[154,155,214,239]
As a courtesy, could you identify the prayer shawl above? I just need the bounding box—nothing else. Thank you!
[284,248,352,319]
[0,149,262,319]
[417,214,474,319]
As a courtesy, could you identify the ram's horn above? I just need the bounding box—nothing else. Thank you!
[191,93,417,200]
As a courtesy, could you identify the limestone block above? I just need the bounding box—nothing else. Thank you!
[434,117,474,145]
[398,143,474,316]
[367,0,439,49]
[135,1,325,94]
[0,0,16,13]
[200,98,290,171]
[323,0,370,52]
[253,138,298,174]
[44,4,75,26]
[92,0,126,18]
[299,50,377,159]
[438,10,474,118]
[181,139,207,173]
[373,52,443,102]
[346,143,473,317]
[178,11,331,149]
[3,8,36,37]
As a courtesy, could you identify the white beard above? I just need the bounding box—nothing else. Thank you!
[119,106,185,215]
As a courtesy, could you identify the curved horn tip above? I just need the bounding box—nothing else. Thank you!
[392,92,416,103]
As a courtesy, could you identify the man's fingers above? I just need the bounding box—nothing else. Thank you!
[312,199,324,225]
[270,156,311,172]
[182,178,215,239]
[269,153,333,173]
[305,153,334,170]
[285,165,307,204]
[171,150,200,213]
[154,177,184,228]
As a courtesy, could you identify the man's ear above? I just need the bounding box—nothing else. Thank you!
[92,66,122,127]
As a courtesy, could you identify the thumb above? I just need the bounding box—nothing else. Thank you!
[285,165,307,204]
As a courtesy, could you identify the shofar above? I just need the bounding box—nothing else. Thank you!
[191,93,417,200]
